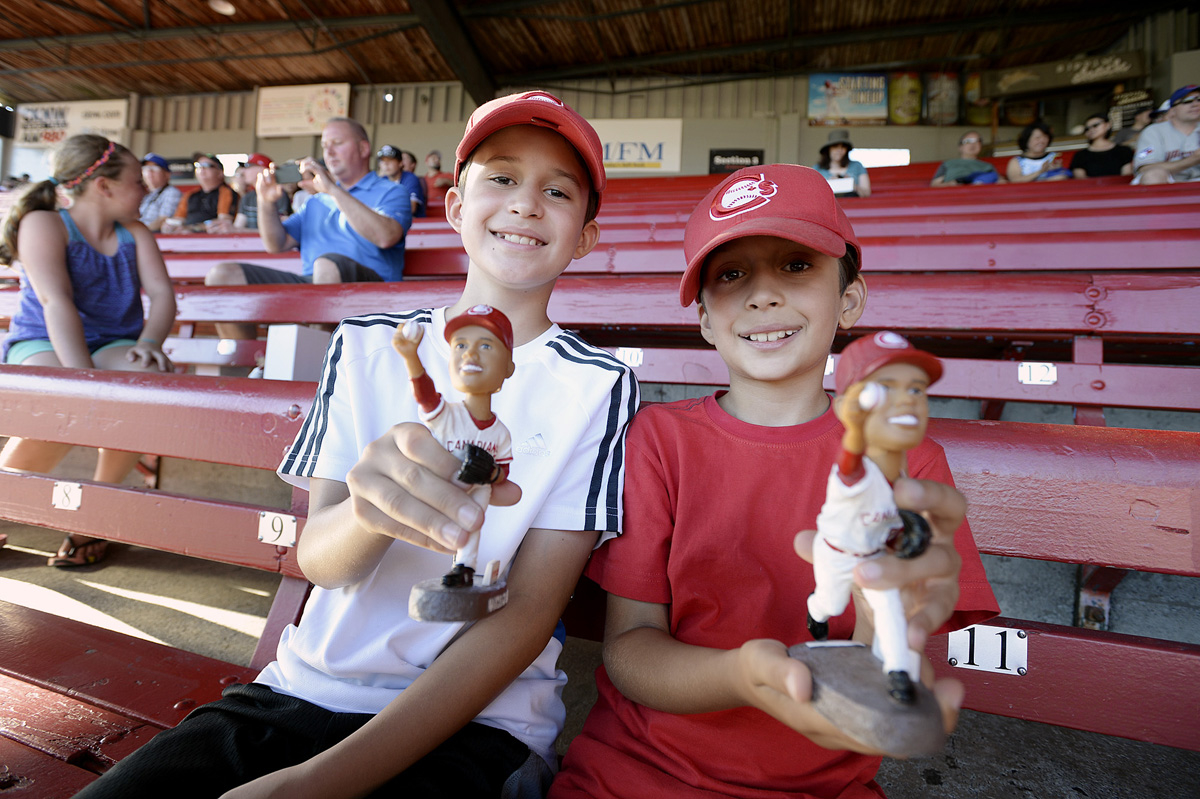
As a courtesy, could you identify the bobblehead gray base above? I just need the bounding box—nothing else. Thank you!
[787,641,945,758]
[409,578,508,622]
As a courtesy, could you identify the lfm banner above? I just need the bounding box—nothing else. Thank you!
[592,118,683,175]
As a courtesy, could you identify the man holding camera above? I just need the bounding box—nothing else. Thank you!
[205,117,413,338]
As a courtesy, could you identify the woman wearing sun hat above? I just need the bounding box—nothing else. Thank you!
[813,129,871,197]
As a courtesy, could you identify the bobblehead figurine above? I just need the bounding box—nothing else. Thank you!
[393,304,516,622]
[789,330,947,756]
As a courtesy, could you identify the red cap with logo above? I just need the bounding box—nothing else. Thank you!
[444,304,514,353]
[454,90,606,197]
[242,153,272,169]
[679,164,860,306]
[834,331,943,393]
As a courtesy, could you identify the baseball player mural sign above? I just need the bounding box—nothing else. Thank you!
[393,305,517,622]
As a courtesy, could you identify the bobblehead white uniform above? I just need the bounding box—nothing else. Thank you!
[808,456,921,682]
[421,397,513,568]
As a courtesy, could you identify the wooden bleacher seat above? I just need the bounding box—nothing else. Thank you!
[2,171,1198,790]
[0,368,1196,787]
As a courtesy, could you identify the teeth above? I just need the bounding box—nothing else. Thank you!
[745,329,797,343]
[496,232,545,246]
[461,364,482,373]
[889,414,919,426]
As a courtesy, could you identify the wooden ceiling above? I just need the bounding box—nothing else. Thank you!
[0,0,1182,105]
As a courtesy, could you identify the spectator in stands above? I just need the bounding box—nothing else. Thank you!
[378,144,424,218]
[1133,84,1200,185]
[1071,114,1134,178]
[813,129,870,197]
[400,149,428,217]
[205,118,410,339]
[0,134,176,568]
[161,153,239,232]
[550,164,997,799]
[929,131,1000,186]
[424,149,453,207]
[137,153,181,232]
[75,90,634,799]
[233,153,290,230]
[1113,105,1154,148]
[1006,121,1072,182]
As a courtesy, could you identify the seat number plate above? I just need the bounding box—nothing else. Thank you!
[947,624,1028,676]
[258,512,297,547]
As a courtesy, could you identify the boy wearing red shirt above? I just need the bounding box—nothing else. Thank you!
[553,165,998,799]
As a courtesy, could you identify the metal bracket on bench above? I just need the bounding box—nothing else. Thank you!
[1076,565,1129,631]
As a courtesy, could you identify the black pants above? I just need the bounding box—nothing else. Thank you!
[237,253,384,284]
[75,683,549,799]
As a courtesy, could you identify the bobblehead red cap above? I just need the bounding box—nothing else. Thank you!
[835,331,943,394]
[454,90,606,196]
[243,153,272,168]
[679,164,861,306]
[445,304,514,353]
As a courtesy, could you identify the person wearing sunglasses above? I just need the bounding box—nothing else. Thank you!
[161,154,238,233]
[929,131,1000,186]
[1071,114,1133,178]
[1133,84,1200,185]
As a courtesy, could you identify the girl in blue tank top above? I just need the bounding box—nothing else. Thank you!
[0,134,176,567]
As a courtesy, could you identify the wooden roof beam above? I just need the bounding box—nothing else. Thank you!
[407,0,495,105]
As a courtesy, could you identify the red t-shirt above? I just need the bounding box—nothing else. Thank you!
[552,395,999,799]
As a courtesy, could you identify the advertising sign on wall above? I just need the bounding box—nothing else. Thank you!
[981,53,1144,98]
[592,119,683,175]
[709,149,765,174]
[257,83,351,138]
[808,74,888,126]
[13,99,129,148]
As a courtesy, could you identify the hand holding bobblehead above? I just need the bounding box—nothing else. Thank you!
[792,331,947,756]
[394,304,518,622]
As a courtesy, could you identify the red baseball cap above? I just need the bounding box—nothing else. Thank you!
[679,164,861,306]
[444,304,514,353]
[242,153,272,168]
[454,90,606,196]
[834,331,943,393]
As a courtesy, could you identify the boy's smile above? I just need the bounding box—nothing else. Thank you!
[698,235,864,408]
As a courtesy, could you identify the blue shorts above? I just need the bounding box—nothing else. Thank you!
[5,337,138,365]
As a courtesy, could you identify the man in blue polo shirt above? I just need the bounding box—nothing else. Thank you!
[206,117,412,338]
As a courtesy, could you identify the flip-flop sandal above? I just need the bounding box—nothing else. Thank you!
[48,537,108,568]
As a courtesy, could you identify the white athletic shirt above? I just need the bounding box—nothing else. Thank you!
[1133,120,1200,182]
[258,306,638,767]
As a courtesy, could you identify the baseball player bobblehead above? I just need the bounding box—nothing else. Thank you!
[785,331,951,756]
[393,304,517,621]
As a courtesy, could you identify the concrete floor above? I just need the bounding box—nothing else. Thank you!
[4,519,1198,799]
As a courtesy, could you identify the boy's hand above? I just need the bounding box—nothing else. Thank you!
[734,638,963,754]
[345,422,522,553]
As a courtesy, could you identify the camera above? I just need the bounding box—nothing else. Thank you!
[272,161,303,184]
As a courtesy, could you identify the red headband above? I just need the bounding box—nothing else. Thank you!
[61,141,117,190]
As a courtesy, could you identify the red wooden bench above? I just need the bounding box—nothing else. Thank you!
[0,366,314,790]
[1,365,1197,799]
